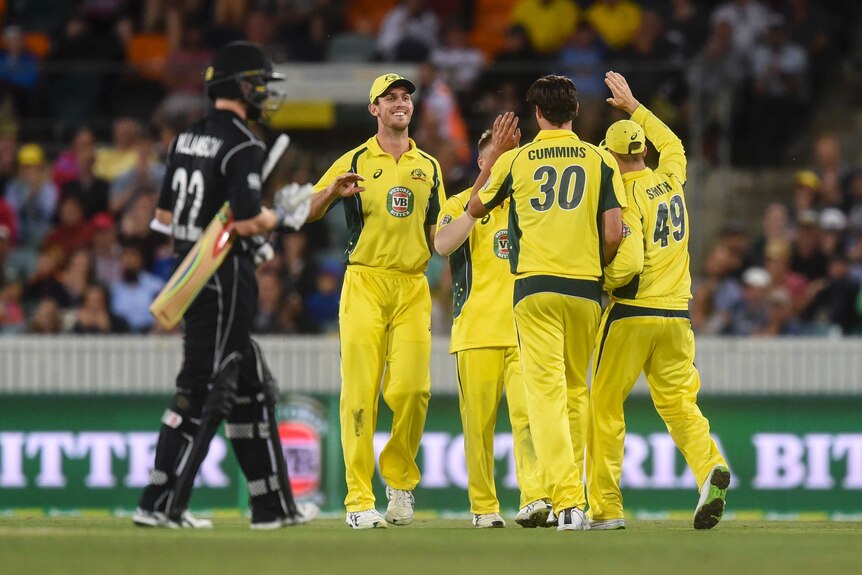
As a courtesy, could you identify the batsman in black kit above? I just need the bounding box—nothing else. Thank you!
[133,41,317,529]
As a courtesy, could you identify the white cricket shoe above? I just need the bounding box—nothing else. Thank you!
[346,508,388,529]
[472,513,506,528]
[515,499,552,528]
[546,509,557,527]
[132,507,166,527]
[385,486,415,526]
[133,508,213,529]
[694,465,730,530]
[557,508,590,531]
[590,518,626,530]
[251,502,321,529]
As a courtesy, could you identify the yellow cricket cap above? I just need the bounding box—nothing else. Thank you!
[794,170,821,190]
[18,143,45,166]
[369,73,416,104]
[601,119,646,155]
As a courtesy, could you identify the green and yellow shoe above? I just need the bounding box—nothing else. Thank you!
[693,465,730,530]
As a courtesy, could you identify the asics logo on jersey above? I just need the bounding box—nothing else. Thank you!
[387,187,414,217]
[373,169,383,179]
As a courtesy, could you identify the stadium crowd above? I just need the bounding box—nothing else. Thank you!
[0,0,858,336]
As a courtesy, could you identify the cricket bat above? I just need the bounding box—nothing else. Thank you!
[149,134,290,329]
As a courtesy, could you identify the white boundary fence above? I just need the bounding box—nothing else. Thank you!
[0,336,861,395]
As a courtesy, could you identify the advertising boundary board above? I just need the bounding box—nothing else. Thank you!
[0,395,860,517]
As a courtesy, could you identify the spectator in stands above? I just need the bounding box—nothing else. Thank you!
[53,127,97,189]
[691,244,743,335]
[812,133,850,210]
[95,117,142,183]
[783,0,838,99]
[616,11,680,121]
[756,287,803,336]
[5,143,58,248]
[109,244,163,333]
[41,193,94,260]
[716,223,749,276]
[415,62,470,165]
[661,0,710,59]
[161,23,213,121]
[509,0,580,56]
[711,0,772,53]
[0,197,18,247]
[557,23,605,141]
[28,298,62,333]
[727,266,771,335]
[71,282,129,334]
[377,0,439,62]
[764,240,809,311]
[243,6,290,63]
[0,128,17,193]
[91,213,122,286]
[819,207,847,259]
[253,270,284,334]
[118,192,163,267]
[277,291,314,334]
[746,202,791,268]
[0,277,25,334]
[845,171,862,230]
[748,17,808,165]
[0,26,41,116]
[802,253,861,335]
[22,245,69,307]
[790,210,827,280]
[480,25,541,102]
[585,0,643,52]
[109,131,165,215]
[278,231,318,298]
[305,260,342,334]
[61,136,109,218]
[791,170,821,217]
[58,248,93,308]
[431,22,485,94]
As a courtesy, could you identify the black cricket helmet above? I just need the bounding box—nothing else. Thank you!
[205,41,285,121]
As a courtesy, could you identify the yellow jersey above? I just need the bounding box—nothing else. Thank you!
[313,136,444,274]
[604,105,691,310]
[478,130,627,284]
[438,189,517,353]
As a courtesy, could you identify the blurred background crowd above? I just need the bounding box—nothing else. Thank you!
[0,0,860,338]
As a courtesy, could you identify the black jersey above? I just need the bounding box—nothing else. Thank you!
[158,109,265,255]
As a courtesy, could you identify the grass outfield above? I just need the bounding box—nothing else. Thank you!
[0,516,859,575]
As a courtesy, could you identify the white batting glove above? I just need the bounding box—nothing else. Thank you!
[248,234,275,268]
[274,183,314,230]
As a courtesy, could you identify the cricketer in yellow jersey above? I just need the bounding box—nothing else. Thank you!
[466,76,635,531]
[587,71,730,531]
[306,74,444,529]
[435,127,549,529]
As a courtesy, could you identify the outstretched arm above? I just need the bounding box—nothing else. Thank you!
[605,71,686,184]
[306,173,366,222]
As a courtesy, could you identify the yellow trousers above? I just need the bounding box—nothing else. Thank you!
[514,287,600,514]
[339,266,431,512]
[455,347,546,514]
[587,303,728,521]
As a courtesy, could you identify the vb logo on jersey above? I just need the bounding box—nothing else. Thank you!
[387,187,414,217]
[494,229,510,259]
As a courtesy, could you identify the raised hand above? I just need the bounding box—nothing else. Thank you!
[490,111,521,158]
[329,172,366,198]
[604,71,640,115]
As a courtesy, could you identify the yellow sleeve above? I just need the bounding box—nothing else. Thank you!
[312,150,355,194]
[603,193,644,292]
[478,149,517,210]
[437,192,467,228]
[631,104,686,185]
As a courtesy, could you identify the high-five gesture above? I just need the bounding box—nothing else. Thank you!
[490,111,521,159]
[604,71,640,116]
[328,172,366,198]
